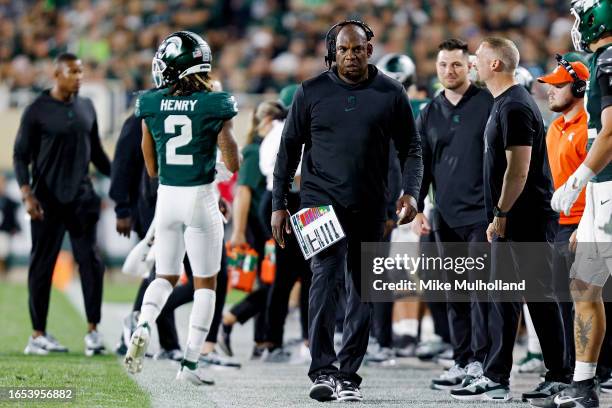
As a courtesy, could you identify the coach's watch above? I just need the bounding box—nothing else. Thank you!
[493,205,508,218]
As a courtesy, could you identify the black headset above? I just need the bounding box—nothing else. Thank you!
[555,53,586,98]
[324,20,374,70]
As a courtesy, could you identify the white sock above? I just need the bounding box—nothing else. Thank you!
[138,278,173,327]
[523,304,542,354]
[184,288,216,364]
[573,361,597,382]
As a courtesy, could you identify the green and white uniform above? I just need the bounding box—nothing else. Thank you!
[135,88,238,277]
[572,44,612,286]
[135,88,238,186]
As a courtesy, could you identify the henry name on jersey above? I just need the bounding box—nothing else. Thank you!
[160,99,198,111]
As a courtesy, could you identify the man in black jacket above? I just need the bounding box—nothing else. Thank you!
[13,53,110,356]
[271,21,422,402]
[413,38,493,390]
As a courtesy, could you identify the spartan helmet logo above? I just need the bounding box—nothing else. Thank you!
[152,36,184,88]
[159,36,182,59]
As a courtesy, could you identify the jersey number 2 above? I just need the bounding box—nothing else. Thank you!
[165,115,193,165]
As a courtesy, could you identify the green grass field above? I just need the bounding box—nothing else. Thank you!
[0,283,149,408]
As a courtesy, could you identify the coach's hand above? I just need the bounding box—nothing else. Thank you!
[116,217,132,238]
[412,213,431,236]
[486,216,506,243]
[271,209,291,248]
[24,194,44,221]
[396,194,418,226]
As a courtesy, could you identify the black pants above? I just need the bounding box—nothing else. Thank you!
[29,185,104,331]
[484,217,571,385]
[552,224,578,369]
[420,226,451,343]
[371,224,394,348]
[308,208,383,385]
[434,219,489,367]
[229,212,269,343]
[262,190,311,345]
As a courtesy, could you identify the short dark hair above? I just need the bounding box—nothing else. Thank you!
[54,52,79,65]
[438,39,469,54]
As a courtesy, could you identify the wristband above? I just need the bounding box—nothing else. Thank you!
[570,164,595,190]
[493,205,508,218]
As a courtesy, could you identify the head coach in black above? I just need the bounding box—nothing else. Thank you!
[412,38,493,390]
[271,20,423,402]
[13,53,111,356]
[450,38,571,402]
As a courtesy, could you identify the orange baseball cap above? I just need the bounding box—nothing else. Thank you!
[537,60,589,85]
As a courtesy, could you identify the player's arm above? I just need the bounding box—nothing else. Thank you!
[582,107,612,175]
[141,119,158,177]
[217,119,240,173]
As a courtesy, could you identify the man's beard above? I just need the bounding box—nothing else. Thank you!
[442,78,466,91]
[549,99,574,113]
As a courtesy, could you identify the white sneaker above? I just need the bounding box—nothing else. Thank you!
[436,348,455,369]
[289,343,311,365]
[516,352,545,374]
[176,364,215,385]
[84,331,106,356]
[124,323,150,374]
[154,348,183,361]
[122,311,139,349]
[431,364,466,390]
[24,333,68,355]
[462,361,484,386]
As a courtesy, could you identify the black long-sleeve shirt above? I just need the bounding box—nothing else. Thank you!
[109,114,157,238]
[272,65,423,221]
[416,85,492,229]
[13,90,111,203]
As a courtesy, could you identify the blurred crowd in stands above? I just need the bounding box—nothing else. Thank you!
[0,0,574,108]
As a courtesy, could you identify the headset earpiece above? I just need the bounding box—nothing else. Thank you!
[554,53,586,98]
[324,20,374,70]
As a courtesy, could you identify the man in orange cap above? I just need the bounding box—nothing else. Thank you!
[536,55,590,382]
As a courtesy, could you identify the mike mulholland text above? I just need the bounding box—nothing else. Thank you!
[372,279,526,291]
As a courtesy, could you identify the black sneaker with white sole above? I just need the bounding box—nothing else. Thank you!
[336,380,363,402]
[521,381,569,402]
[217,324,233,357]
[309,374,337,402]
[529,378,599,408]
[450,376,511,402]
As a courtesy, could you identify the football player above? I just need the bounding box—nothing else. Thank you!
[123,31,240,386]
[377,53,430,116]
[532,0,612,407]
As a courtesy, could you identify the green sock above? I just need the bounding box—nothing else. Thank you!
[181,359,197,370]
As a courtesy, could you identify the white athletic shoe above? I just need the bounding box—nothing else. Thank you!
[176,364,215,385]
[124,323,150,374]
[516,352,545,374]
[84,331,106,356]
[24,333,68,355]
